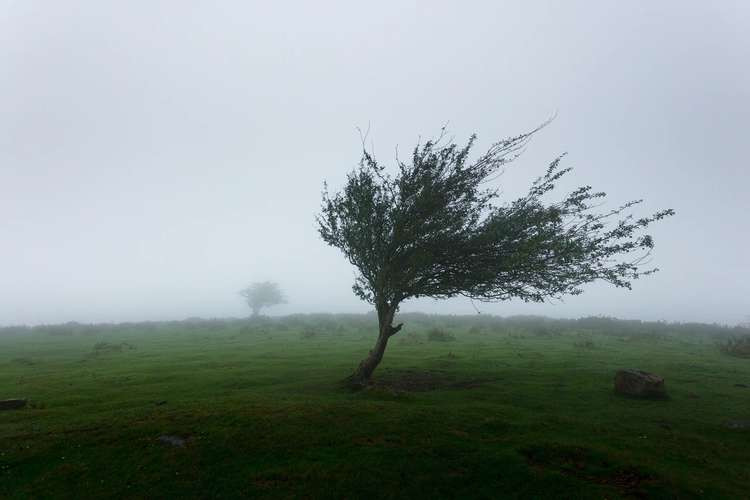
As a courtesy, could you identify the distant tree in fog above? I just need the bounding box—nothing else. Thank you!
[317,122,674,388]
[239,281,286,317]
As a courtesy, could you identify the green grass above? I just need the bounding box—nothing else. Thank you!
[1,315,749,499]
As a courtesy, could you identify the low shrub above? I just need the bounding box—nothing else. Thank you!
[398,332,424,345]
[718,336,750,358]
[427,328,455,342]
[91,342,135,355]
[574,339,596,349]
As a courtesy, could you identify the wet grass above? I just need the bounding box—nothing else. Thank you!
[1,316,749,498]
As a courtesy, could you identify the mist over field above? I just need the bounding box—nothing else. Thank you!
[3,4,750,498]
[1,1,748,326]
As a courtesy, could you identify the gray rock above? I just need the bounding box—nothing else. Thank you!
[614,369,666,399]
[0,399,27,411]
[157,435,187,447]
[725,420,750,430]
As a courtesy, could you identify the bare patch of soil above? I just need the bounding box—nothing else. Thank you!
[520,444,662,498]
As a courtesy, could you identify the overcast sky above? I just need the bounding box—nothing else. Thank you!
[1,1,748,326]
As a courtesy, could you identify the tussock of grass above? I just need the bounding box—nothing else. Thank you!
[90,341,136,355]
[427,328,455,342]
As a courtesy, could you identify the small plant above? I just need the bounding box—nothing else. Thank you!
[427,328,455,342]
[300,328,318,340]
[574,339,596,349]
[718,336,750,358]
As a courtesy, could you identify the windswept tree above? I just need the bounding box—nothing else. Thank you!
[317,124,674,387]
[239,281,286,317]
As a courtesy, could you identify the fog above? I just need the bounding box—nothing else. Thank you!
[1,1,748,326]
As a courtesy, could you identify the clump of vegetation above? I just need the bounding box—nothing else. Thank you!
[467,325,485,335]
[574,339,596,349]
[91,342,136,355]
[427,328,455,342]
[529,323,560,337]
[398,332,424,345]
[718,336,750,358]
[300,328,319,340]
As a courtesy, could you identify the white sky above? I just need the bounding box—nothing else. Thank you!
[1,1,748,325]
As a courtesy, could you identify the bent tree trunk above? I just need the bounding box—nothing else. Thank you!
[346,302,403,388]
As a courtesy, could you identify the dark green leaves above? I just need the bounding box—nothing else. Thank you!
[317,125,674,308]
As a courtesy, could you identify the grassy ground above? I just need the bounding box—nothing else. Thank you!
[1,315,749,499]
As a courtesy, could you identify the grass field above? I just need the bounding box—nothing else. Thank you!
[1,314,749,499]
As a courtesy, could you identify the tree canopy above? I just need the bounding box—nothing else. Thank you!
[239,281,286,317]
[317,124,674,386]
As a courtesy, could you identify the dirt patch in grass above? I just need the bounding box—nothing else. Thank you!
[520,443,664,498]
[371,369,494,392]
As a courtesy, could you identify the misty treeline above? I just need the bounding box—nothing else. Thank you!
[2,314,747,340]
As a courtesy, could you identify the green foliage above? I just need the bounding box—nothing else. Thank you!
[317,124,674,309]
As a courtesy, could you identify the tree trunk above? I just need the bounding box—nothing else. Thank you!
[251,305,261,318]
[346,302,403,389]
